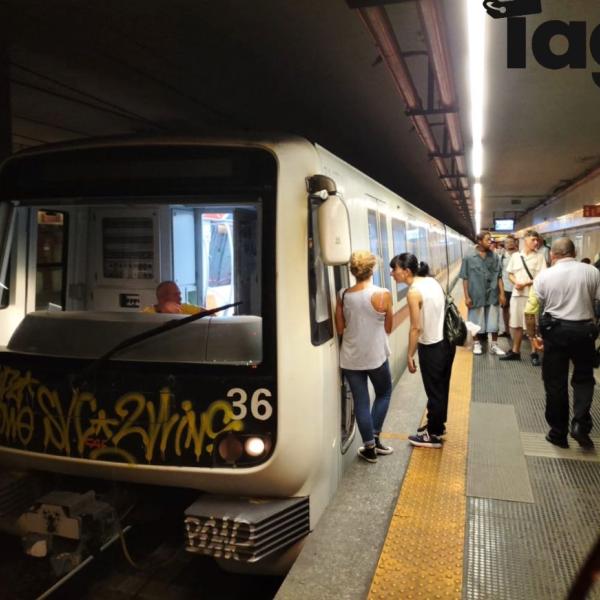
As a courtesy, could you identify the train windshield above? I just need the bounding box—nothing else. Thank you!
[0,145,277,368]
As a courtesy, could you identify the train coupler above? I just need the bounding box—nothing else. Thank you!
[17,490,118,576]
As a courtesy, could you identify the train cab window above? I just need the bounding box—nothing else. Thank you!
[391,218,408,301]
[172,206,258,317]
[35,210,68,310]
[309,198,333,346]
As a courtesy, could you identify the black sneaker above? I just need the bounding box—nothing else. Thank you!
[374,436,393,455]
[530,353,541,366]
[499,350,521,361]
[417,425,447,437]
[408,430,442,448]
[358,445,378,463]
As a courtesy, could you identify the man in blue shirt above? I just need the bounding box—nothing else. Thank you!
[460,232,506,356]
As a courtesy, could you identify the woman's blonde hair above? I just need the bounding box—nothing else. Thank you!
[350,250,378,281]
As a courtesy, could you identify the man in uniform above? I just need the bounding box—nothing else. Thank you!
[525,237,600,449]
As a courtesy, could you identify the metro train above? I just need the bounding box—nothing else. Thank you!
[0,134,469,573]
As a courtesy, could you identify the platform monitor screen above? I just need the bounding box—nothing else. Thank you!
[494,219,514,232]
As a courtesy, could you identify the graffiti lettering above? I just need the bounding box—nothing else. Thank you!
[0,366,265,465]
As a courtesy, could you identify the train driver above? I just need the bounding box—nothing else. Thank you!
[142,281,205,314]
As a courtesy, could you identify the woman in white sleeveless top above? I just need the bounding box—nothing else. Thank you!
[390,253,456,449]
[335,251,394,463]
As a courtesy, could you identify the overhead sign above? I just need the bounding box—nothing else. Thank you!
[582,205,600,217]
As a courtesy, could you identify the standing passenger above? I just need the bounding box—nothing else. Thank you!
[335,251,394,463]
[390,253,456,448]
[499,235,518,337]
[525,238,600,449]
[460,232,506,356]
[500,230,546,365]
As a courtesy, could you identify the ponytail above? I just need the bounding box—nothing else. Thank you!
[417,261,430,277]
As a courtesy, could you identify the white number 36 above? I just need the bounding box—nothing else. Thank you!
[227,388,273,421]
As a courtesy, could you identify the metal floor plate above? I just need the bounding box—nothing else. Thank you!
[470,339,600,433]
[464,456,600,600]
[468,345,600,599]
[468,403,534,502]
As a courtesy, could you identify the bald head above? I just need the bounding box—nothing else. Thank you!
[551,237,576,259]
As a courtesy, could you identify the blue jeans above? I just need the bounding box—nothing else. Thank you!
[343,360,392,446]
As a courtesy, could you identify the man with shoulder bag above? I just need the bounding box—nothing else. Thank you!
[500,229,546,365]
[524,237,600,449]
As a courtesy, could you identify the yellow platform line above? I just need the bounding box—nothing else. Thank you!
[368,344,473,600]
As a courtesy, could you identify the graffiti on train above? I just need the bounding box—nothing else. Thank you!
[0,365,273,465]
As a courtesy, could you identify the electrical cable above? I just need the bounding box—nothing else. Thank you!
[11,62,163,127]
[13,113,92,137]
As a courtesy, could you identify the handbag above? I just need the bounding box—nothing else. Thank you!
[435,279,467,346]
[444,294,468,346]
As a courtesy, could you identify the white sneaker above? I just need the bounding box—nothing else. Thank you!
[473,341,483,355]
[490,344,506,356]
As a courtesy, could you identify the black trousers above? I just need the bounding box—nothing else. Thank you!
[418,339,456,436]
[541,320,597,438]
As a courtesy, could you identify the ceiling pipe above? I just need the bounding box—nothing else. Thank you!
[417,0,470,194]
[358,5,472,224]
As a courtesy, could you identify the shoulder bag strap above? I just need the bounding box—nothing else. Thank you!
[520,254,534,280]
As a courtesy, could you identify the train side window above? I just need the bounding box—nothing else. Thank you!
[391,218,407,301]
[35,210,68,310]
[367,209,381,286]
[309,198,333,346]
[379,214,392,293]
[407,224,429,266]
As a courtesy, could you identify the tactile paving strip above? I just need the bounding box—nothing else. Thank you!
[464,456,600,600]
[368,345,472,600]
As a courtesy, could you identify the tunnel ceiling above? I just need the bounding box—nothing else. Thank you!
[5,0,600,236]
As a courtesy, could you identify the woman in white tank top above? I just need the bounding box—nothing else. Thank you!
[390,253,456,449]
[335,251,393,463]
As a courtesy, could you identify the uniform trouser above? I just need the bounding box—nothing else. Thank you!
[418,339,456,436]
[541,321,597,438]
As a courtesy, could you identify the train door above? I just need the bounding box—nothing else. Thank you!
[32,210,69,311]
[333,265,355,452]
[88,208,160,311]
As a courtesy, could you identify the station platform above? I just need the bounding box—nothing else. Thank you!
[276,308,600,599]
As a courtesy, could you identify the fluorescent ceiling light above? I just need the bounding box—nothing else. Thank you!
[473,183,482,213]
[467,0,485,180]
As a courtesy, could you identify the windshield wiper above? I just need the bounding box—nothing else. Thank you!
[74,302,241,389]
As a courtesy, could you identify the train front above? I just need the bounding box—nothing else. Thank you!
[0,138,309,572]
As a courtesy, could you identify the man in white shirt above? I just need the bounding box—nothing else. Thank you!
[524,237,600,449]
[500,230,546,364]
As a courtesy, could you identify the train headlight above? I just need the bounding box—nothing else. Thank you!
[218,433,244,464]
[244,437,266,457]
[213,433,272,466]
